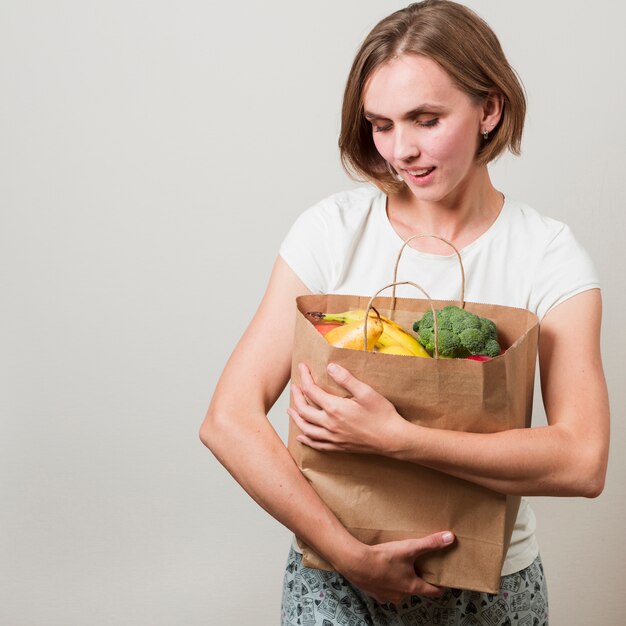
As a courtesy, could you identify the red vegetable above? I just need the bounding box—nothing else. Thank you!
[313,322,343,336]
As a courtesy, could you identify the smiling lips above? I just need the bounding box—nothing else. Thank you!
[406,167,435,177]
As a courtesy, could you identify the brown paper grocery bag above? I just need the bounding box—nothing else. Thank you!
[288,283,539,593]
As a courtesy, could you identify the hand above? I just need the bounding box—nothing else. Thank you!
[289,362,407,455]
[337,532,456,604]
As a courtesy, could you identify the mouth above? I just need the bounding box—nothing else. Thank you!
[406,167,435,177]
[403,166,436,184]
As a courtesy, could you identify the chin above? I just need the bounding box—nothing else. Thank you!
[405,175,471,205]
[405,183,449,203]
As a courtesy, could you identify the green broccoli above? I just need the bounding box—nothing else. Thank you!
[412,305,502,358]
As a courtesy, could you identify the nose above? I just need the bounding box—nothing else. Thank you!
[392,125,420,163]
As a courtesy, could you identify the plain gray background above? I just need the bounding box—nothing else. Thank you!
[1,1,624,624]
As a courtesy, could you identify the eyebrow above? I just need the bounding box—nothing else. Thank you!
[363,104,442,121]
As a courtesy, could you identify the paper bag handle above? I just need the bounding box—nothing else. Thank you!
[363,280,441,359]
[391,234,466,309]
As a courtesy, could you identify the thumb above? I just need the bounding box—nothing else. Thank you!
[407,531,455,557]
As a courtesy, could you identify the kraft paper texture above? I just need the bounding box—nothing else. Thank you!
[288,293,539,594]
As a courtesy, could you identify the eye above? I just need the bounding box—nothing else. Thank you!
[416,117,439,128]
[373,122,392,133]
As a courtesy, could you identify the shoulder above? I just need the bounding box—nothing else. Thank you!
[503,199,594,263]
[496,198,592,269]
[280,185,383,252]
[278,186,384,293]
[502,199,569,246]
[296,185,383,227]
[502,199,600,319]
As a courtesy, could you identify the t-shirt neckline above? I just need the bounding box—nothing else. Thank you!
[376,189,510,260]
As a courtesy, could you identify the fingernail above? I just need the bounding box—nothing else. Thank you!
[327,363,338,374]
[442,532,454,544]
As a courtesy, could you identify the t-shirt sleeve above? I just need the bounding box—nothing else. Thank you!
[531,223,601,319]
[279,203,333,293]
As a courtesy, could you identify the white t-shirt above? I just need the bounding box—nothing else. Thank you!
[279,185,600,576]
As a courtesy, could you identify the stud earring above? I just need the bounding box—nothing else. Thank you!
[483,129,489,140]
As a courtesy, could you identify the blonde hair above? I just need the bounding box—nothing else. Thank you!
[339,0,526,193]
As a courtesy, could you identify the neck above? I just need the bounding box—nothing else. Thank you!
[389,166,503,245]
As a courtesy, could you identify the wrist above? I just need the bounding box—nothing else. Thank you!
[326,535,369,576]
[385,416,424,461]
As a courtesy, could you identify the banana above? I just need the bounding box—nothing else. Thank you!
[376,322,431,358]
[308,309,431,358]
[376,344,414,356]
[324,316,383,351]
[307,309,373,326]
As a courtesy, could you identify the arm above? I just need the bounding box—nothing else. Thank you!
[200,255,453,603]
[292,289,610,497]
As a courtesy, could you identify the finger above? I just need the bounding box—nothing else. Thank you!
[291,384,326,424]
[297,363,343,408]
[295,432,341,452]
[412,579,446,598]
[326,362,373,401]
[406,531,455,558]
[288,408,335,443]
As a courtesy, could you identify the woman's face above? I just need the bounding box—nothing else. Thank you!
[363,54,490,203]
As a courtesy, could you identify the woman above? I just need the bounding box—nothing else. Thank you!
[200,2,609,624]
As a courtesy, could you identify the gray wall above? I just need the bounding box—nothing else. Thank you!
[1,1,624,624]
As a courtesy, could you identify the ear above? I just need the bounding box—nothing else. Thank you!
[480,92,504,135]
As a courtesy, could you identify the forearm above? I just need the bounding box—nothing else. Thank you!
[200,408,363,570]
[202,408,461,603]
[299,291,610,497]
[390,419,604,497]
